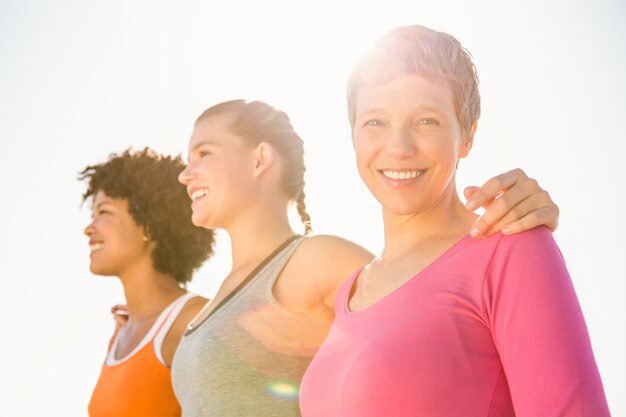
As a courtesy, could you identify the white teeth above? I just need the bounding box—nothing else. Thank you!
[191,189,208,201]
[90,243,104,252]
[382,170,423,180]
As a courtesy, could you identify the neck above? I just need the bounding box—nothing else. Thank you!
[118,257,184,320]
[224,198,295,273]
[381,186,477,262]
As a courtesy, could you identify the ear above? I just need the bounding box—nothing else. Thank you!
[459,120,477,158]
[252,142,276,177]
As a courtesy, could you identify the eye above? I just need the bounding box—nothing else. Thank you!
[198,150,212,158]
[363,119,384,128]
[417,118,439,126]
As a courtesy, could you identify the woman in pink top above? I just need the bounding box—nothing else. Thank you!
[299,25,610,416]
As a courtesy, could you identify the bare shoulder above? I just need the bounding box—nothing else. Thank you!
[296,234,374,270]
[285,234,374,312]
[300,235,374,260]
[174,295,209,331]
[161,295,208,366]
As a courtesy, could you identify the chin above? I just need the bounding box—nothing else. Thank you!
[89,264,114,277]
[191,212,217,230]
[376,196,426,217]
[191,211,207,226]
[191,217,204,227]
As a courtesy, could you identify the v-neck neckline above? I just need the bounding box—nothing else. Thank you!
[345,234,473,316]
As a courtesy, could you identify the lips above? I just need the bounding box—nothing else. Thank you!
[89,240,104,252]
[192,189,208,200]
[188,187,209,202]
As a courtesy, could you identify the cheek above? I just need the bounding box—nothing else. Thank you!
[119,220,146,249]
[124,232,144,249]
[423,136,461,164]
[353,142,380,190]
[353,145,370,178]
[196,160,214,179]
[94,219,112,235]
[353,135,376,164]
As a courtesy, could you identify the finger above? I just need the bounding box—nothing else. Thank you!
[473,189,559,238]
[111,304,128,314]
[111,304,129,329]
[499,190,558,233]
[465,169,531,211]
[495,189,558,234]
[478,193,550,237]
[469,184,537,237]
[463,186,479,201]
[463,186,494,210]
[500,206,559,235]
[113,313,129,329]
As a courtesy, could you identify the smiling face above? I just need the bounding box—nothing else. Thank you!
[352,74,475,217]
[178,114,259,229]
[84,191,152,277]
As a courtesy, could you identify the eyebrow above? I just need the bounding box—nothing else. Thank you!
[362,105,444,113]
[191,140,219,152]
[186,140,218,161]
[186,140,221,162]
[357,105,446,119]
[94,201,113,210]
[357,107,386,117]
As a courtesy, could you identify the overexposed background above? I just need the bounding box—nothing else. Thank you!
[1,0,624,415]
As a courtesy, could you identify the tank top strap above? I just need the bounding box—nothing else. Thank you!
[264,235,308,283]
[153,292,195,337]
[152,292,196,365]
[105,293,192,366]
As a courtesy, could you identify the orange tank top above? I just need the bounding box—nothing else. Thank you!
[88,293,193,417]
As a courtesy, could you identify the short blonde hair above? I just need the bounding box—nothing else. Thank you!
[347,25,481,135]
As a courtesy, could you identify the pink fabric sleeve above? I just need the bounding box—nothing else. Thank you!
[483,227,610,416]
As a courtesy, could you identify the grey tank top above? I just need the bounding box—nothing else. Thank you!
[171,236,332,417]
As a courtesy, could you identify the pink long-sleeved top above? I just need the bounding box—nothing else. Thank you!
[300,228,610,416]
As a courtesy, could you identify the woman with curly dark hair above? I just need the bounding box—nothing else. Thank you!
[80,148,214,417]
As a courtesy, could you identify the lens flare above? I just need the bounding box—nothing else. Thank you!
[266,380,299,400]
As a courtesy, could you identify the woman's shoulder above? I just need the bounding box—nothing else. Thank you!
[490,226,557,253]
[461,227,562,280]
[285,234,373,313]
[177,294,209,323]
[300,233,371,250]
[481,226,567,285]
[295,234,374,270]
[165,294,208,341]
[160,294,208,366]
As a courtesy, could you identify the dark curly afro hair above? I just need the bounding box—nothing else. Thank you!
[79,148,214,285]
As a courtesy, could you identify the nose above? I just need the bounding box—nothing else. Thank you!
[384,126,417,159]
[178,164,195,185]
[84,221,95,237]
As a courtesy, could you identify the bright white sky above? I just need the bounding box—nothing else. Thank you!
[1,0,625,415]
